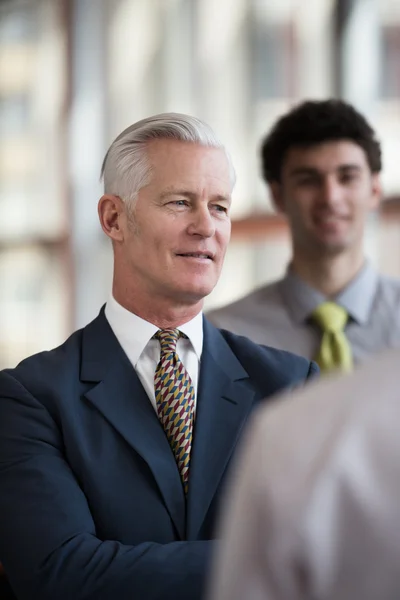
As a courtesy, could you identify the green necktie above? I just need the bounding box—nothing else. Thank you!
[311,302,353,373]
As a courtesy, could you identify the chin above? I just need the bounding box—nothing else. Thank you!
[314,226,351,247]
[176,281,216,303]
[318,239,349,255]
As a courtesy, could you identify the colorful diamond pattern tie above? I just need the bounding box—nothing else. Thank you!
[154,329,195,494]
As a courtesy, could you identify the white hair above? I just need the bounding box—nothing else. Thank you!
[100,112,236,209]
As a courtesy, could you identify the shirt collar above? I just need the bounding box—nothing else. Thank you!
[336,261,379,324]
[104,294,203,366]
[279,260,379,325]
[177,312,203,360]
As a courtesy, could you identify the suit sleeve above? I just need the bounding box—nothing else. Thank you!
[308,360,320,379]
[0,372,210,600]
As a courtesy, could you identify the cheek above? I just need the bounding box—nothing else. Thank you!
[356,193,374,211]
[218,220,231,245]
[283,188,307,211]
[346,199,367,223]
[216,236,230,259]
[126,231,160,267]
[286,196,313,223]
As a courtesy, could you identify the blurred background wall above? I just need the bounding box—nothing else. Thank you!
[1,0,400,367]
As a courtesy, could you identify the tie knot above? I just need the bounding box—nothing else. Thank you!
[155,329,182,354]
[311,302,349,333]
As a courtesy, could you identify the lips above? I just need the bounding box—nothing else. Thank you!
[316,216,345,222]
[176,252,214,260]
[314,213,348,223]
[313,213,349,230]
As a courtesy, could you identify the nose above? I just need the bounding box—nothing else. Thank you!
[320,176,342,208]
[187,205,216,238]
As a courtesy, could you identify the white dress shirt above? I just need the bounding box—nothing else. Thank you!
[209,348,400,600]
[104,295,203,412]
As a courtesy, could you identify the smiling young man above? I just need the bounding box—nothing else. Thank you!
[208,100,400,372]
[0,113,317,600]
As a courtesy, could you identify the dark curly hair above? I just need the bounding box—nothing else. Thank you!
[260,99,382,183]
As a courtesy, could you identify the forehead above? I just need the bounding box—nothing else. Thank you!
[146,138,232,187]
[282,140,370,174]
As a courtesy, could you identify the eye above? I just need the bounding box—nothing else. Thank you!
[296,176,319,187]
[210,201,230,214]
[340,173,359,184]
[171,199,188,207]
[213,204,228,213]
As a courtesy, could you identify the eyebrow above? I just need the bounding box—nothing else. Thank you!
[289,164,363,178]
[160,188,231,203]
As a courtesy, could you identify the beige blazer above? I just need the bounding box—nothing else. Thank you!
[209,348,400,600]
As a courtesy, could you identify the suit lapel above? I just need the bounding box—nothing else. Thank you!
[186,319,257,539]
[80,309,186,539]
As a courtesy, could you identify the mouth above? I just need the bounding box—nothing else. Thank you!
[313,214,348,227]
[176,252,214,261]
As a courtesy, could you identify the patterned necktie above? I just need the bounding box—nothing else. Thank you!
[311,302,353,373]
[154,329,195,494]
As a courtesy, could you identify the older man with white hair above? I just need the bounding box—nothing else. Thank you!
[0,113,317,600]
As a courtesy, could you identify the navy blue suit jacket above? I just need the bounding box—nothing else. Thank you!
[0,310,318,600]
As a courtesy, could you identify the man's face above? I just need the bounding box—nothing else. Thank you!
[118,139,232,306]
[271,140,381,256]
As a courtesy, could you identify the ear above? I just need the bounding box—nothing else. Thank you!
[370,173,382,210]
[269,182,285,213]
[98,194,126,242]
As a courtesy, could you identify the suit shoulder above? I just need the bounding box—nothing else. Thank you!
[209,280,282,315]
[1,328,84,394]
[207,280,283,322]
[218,327,316,381]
